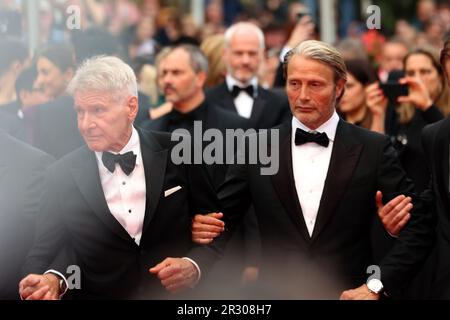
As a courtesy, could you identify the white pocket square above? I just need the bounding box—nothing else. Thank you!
[164,185,182,197]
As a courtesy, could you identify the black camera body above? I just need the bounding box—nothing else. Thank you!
[380,70,409,104]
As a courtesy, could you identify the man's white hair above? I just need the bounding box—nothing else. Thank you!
[67,55,138,100]
[224,22,265,50]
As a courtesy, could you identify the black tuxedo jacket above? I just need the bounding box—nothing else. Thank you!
[0,131,54,299]
[143,101,261,289]
[22,128,220,299]
[143,102,250,189]
[32,95,84,159]
[213,120,433,298]
[422,118,450,298]
[205,82,291,130]
[0,111,24,141]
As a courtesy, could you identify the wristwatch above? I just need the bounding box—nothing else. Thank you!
[366,278,384,294]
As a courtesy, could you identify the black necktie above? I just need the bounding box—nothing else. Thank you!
[102,151,137,175]
[231,85,254,98]
[295,128,329,147]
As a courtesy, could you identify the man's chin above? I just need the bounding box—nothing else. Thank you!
[85,141,107,152]
[235,73,254,84]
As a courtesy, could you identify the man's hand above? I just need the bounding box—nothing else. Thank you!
[376,191,412,236]
[340,284,380,300]
[149,258,199,294]
[19,274,61,300]
[191,212,225,244]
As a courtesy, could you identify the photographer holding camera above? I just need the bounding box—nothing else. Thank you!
[365,46,447,193]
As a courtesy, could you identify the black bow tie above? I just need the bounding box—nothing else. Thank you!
[295,128,329,147]
[102,151,137,175]
[231,85,254,98]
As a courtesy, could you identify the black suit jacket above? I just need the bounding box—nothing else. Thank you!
[213,120,433,299]
[142,102,250,189]
[142,101,261,284]
[22,128,220,299]
[205,82,291,130]
[0,131,54,299]
[0,111,24,141]
[32,95,84,159]
[422,118,450,298]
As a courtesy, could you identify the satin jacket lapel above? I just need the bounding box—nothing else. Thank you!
[70,147,133,243]
[435,118,450,213]
[139,129,168,234]
[271,122,311,242]
[311,120,363,242]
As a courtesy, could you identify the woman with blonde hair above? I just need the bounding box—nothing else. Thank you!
[366,45,446,192]
[399,46,450,119]
[200,34,227,88]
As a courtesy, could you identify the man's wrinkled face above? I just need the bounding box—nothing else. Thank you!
[223,30,263,84]
[75,90,137,152]
[286,56,345,130]
[158,48,205,108]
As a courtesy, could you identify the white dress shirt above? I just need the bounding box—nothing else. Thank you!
[95,127,146,245]
[226,75,258,119]
[291,112,339,236]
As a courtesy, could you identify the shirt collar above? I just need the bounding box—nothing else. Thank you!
[291,111,340,143]
[226,75,258,97]
[95,127,142,168]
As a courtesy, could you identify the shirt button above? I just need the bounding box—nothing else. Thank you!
[122,182,126,186]
[129,209,132,213]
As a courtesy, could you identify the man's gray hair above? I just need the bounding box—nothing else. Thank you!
[224,22,265,50]
[283,40,347,83]
[67,55,138,100]
[155,44,208,74]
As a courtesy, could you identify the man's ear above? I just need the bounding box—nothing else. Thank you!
[335,79,346,100]
[196,71,207,88]
[127,96,139,121]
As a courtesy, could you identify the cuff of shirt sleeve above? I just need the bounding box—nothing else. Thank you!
[44,269,69,298]
[182,257,201,288]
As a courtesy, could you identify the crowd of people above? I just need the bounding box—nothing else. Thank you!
[1,0,450,300]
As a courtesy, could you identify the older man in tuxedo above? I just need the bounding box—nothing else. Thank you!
[0,130,53,299]
[19,56,219,299]
[192,40,433,299]
[206,22,291,130]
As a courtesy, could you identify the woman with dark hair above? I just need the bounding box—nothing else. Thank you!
[35,43,75,100]
[32,43,83,158]
[338,59,379,130]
